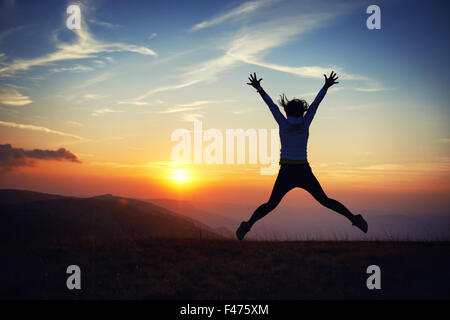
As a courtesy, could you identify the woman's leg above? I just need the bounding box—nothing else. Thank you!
[247,166,295,227]
[301,167,355,222]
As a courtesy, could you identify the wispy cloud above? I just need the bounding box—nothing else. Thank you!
[118,100,149,106]
[0,120,84,140]
[92,108,123,117]
[240,59,362,80]
[355,86,386,92]
[190,0,277,31]
[0,87,32,106]
[134,5,381,99]
[176,100,220,107]
[88,18,121,29]
[136,12,338,99]
[157,100,222,113]
[66,121,84,127]
[135,80,200,101]
[93,59,106,66]
[50,65,93,73]
[181,113,204,122]
[77,72,112,88]
[0,143,81,172]
[83,93,106,100]
[222,14,372,82]
[158,106,200,114]
[0,24,157,76]
[118,98,167,106]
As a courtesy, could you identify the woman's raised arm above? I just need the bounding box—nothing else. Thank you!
[247,72,286,126]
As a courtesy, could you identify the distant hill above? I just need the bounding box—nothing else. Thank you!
[0,189,68,205]
[0,190,222,243]
[146,198,237,238]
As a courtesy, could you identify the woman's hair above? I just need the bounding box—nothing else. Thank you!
[278,94,309,117]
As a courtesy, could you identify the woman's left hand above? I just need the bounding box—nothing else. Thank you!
[247,72,263,89]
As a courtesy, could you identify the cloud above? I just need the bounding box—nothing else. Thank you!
[66,121,84,127]
[0,144,81,171]
[50,65,93,73]
[239,59,361,80]
[181,113,204,122]
[355,86,386,92]
[0,87,32,106]
[138,13,335,99]
[118,98,166,106]
[90,56,114,67]
[157,100,222,113]
[77,72,112,88]
[190,0,277,31]
[83,93,106,99]
[93,59,106,66]
[130,4,381,101]
[88,18,121,29]
[118,100,149,106]
[0,24,157,76]
[0,120,84,140]
[176,100,217,107]
[92,108,123,116]
[135,80,200,101]
[221,14,370,82]
[158,106,200,114]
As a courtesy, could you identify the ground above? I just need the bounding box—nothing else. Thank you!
[2,239,449,299]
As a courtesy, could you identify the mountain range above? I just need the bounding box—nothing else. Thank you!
[0,189,231,243]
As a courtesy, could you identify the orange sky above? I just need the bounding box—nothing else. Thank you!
[0,0,449,218]
[0,157,448,217]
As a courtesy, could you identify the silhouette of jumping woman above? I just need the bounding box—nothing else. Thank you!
[236,71,368,240]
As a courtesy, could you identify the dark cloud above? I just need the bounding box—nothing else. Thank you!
[0,144,81,171]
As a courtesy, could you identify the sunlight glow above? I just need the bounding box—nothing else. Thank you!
[170,169,191,183]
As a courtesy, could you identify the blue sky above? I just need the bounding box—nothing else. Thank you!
[1,0,448,102]
[0,0,449,202]
[1,0,448,107]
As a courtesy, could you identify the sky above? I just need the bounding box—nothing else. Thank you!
[0,0,449,218]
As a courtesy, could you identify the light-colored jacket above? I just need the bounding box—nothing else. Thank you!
[262,88,326,160]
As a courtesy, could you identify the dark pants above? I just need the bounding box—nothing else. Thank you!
[247,163,354,226]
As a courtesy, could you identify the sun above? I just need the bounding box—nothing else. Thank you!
[170,169,191,183]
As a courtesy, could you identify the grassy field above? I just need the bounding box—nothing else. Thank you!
[2,239,449,300]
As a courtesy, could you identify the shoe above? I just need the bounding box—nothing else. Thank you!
[236,221,251,240]
[352,214,368,233]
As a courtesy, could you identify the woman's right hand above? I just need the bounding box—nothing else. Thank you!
[247,72,263,89]
[323,71,339,89]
